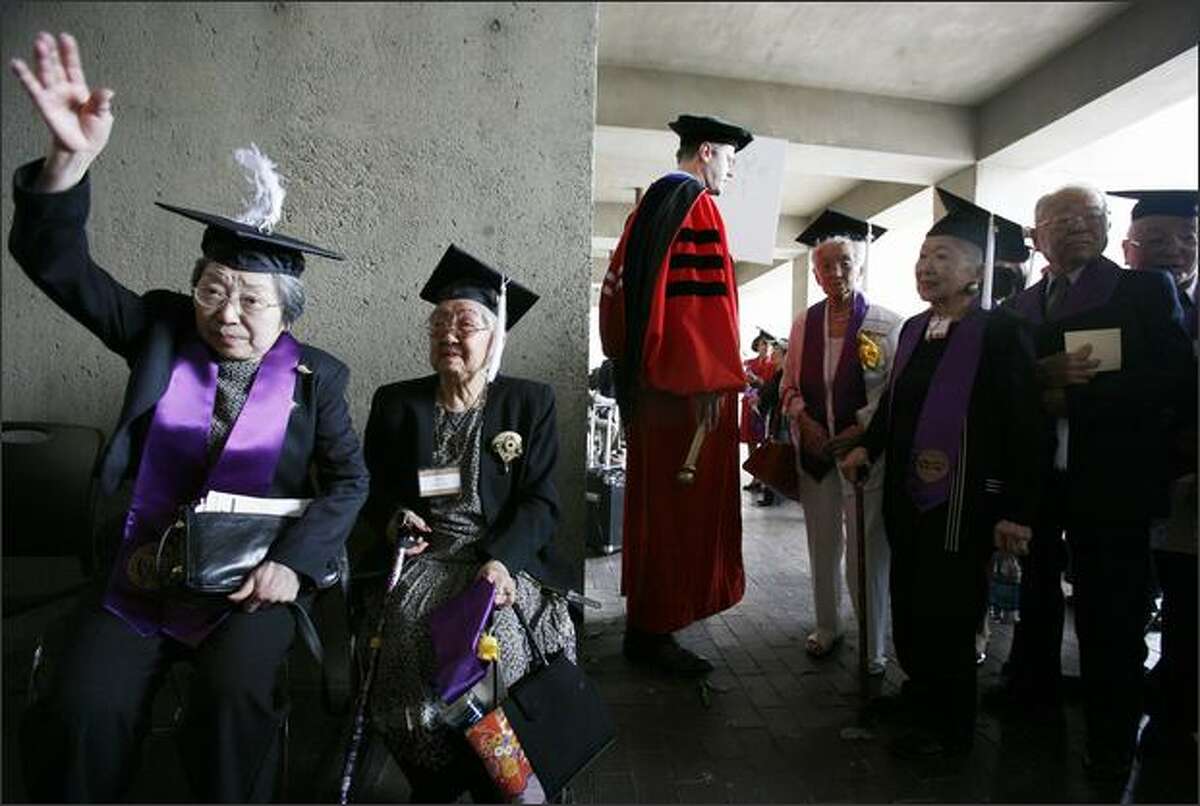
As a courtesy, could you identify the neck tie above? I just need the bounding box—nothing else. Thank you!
[1046,276,1067,318]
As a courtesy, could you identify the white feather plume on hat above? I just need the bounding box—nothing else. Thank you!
[232,143,285,234]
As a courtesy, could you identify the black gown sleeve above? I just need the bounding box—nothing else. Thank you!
[8,159,151,360]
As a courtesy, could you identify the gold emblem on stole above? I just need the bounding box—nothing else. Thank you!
[914,449,950,483]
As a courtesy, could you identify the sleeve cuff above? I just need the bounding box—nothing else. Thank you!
[13,158,91,222]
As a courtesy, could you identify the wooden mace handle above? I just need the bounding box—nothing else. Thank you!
[676,421,709,485]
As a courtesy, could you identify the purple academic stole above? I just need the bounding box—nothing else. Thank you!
[889,307,987,512]
[104,332,301,646]
[798,294,868,479]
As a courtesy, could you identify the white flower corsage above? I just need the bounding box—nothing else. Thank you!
[491,431,524,474]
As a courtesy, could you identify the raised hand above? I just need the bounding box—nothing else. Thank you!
[10,32,114,189]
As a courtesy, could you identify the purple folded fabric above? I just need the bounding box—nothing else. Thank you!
[428,577,496,703]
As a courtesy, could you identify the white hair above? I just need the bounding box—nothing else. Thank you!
[811,235,867,269]
[1035,184,1108,224]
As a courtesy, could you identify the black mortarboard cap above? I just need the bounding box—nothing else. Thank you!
[795,209,888,247]
[936,191,1032,262]
[668,114,754,152]
[156,202,345,277]
[419,244,538,330]
[1110,189,1199,220]
[751,328,776,348]
[930,189,1009,254]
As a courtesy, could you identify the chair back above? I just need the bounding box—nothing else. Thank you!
[2,421,105,586]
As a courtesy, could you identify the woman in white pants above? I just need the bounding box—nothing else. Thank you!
[780,210,902,671]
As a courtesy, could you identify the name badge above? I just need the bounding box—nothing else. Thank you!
[419,466,462,498]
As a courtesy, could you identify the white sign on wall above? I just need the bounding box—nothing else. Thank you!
[712,135,788,266]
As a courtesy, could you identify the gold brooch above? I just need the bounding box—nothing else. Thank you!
[857,332,883,370]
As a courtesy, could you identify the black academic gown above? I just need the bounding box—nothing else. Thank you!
[362,373,568,590]
[1004,257,1192,762]
[863,308,1042,743]
[7,159,369,802]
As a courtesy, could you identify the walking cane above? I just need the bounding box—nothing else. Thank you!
[852,471,869,688]
[338,530,418,804]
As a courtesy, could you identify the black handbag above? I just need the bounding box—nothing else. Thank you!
[500,603,616,800]
[154,505,326,662]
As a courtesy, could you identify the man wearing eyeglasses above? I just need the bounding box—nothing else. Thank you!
[1002,185,1192,783]
[1115,190,1199,759]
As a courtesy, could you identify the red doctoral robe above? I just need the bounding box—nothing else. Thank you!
[599,172,745,633]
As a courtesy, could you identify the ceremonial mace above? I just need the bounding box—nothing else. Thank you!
[338,529,418,804]
[676,421,709,484]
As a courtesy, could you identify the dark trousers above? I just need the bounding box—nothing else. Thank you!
[1067,525,1151,761]
[1006,469,1068,695]
[1147,549,1198,735]
[889,506,989,744]
[22,585,297,802]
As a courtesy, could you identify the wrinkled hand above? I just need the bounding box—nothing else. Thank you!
[827,424,864,460]
[993,520,1032,556]
[386,508,431,556]
[839,446,870,482]
[478,559,516,608]
[1041,388,1068,417]
[1036,345,1099,389]
[228,560,300,612]
[10,32,114,190]
[797,410,831,460]
[692,392,723,431]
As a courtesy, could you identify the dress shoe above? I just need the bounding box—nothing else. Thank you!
[623,630,714,677]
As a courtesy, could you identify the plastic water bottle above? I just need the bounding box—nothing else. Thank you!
[989,551,1022,623]
[439,678,493,731]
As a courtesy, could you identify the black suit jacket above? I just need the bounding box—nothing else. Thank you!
[1005,256,1192,525]
[8,159,369,587]
[865,308,1044,552]
[362,374,566,588]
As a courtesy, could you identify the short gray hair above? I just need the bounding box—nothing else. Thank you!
[190,258,306,325]
[811,236,867,269]
[1035,184,1109,224]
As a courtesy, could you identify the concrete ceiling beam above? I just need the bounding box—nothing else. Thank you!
[597,65,976,163]
[978,0,1200,165]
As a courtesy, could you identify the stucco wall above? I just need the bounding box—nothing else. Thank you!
[1,2,598,588]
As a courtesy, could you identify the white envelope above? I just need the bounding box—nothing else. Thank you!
[1063,328,1121,372]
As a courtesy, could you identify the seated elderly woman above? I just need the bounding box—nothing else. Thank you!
[8,33,368,802]
[361,245,576,802]
[841,194,1042,760]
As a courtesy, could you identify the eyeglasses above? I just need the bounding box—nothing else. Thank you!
[427,312,492,337]
[1128,233,1199,251]
[193,286,281,314]
[1035,211,1107,233]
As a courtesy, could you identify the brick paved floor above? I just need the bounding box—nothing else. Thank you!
[3,472,1195,803]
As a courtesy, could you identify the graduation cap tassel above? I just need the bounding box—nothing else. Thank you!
[232,143,286,234]
[981,213,996,311]
[487,276,508,382]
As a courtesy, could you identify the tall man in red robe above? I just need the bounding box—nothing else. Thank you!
[599,114,753,676]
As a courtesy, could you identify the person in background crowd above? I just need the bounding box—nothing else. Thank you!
[1114,189,1198,758]
[753,337,789,507]
[741,329,776,494]
[600,114,753,677]
[780,210,902,672]
[1004,185,1193,781]
[841,197,1041,760]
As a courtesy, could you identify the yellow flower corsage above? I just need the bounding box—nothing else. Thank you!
[477,632,500,662]
[857,332,883,371]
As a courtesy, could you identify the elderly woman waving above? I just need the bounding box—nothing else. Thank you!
[8,33,368,802]
[841,195,1042,760]
[361,245,576,802]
